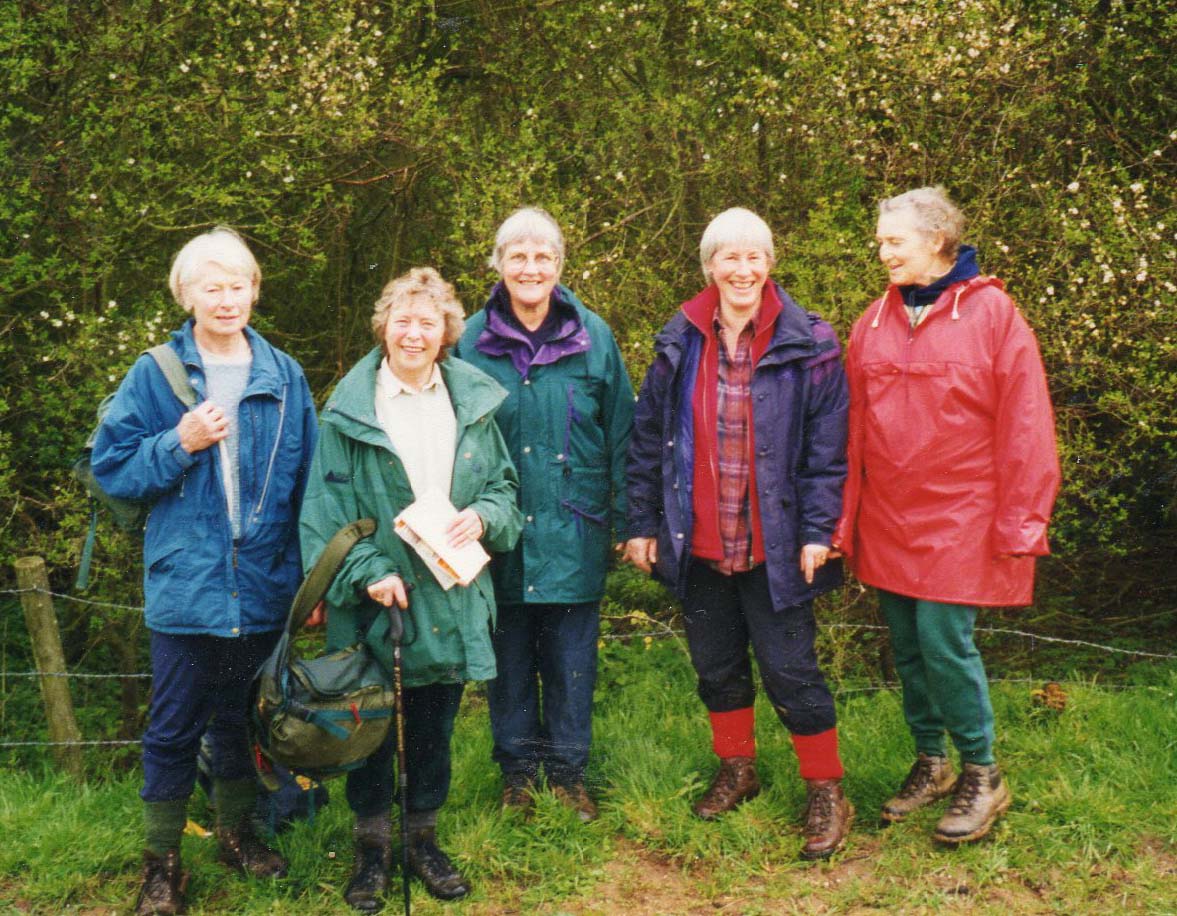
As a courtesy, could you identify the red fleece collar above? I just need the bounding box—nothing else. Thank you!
[682,282,784,348]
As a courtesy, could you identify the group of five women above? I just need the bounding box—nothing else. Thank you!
[92,186,1060,915]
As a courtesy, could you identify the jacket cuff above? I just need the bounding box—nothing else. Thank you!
[800,528,832,547]
[160,427,197,470]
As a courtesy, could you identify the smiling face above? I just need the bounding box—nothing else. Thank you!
[876,208,952,287]
[383,296,445,389]
[184,264,254,348]
[500,238,561,316]
[707,245,771,315]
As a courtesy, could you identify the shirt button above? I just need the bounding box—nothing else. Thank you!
[556,453,564,461]
[523,379,531,386]
[675,532,684,540]
[526,515,534,523]
[231,591,238,598]
[527,585,535,592]
[432,626,440,634]
[231,627,239,634]
[464,451,472,459]
[523,446,531,454]
[666,439,674,447]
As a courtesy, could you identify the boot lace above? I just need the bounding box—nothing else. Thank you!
[897,757,937,799]
[945,767,985,815]
[806,785,836,832]
[702,762,739,802]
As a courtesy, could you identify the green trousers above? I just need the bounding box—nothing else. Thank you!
[878,590,996,765]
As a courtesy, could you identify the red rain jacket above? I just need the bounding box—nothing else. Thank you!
[833,276,1060,607]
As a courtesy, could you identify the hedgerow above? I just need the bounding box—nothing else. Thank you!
[2,0,1174,623]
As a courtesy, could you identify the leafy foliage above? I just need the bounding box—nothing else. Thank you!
[1,0,1174,611]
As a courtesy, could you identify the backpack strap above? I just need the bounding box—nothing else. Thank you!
[286,518,378,636]
[75,346,198,592]
[145,344,198,409]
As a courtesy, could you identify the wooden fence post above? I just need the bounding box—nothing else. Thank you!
[14,556,84,777]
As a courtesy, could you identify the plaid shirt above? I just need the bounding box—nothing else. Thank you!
[712,315,756,573]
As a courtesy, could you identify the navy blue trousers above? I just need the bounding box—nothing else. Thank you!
[682,563,837,736]
[487,601,600,782]
[346,681,465,817]
[141,630,279,803]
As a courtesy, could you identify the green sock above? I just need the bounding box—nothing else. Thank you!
[144,798,188,856]
[214,777,257,829]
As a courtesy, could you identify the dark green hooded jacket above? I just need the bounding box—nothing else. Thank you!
[299,348,522,686]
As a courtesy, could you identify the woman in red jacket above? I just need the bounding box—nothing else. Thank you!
[833,187,1060,844]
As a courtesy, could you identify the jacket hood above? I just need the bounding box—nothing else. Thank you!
[323,348,508,446]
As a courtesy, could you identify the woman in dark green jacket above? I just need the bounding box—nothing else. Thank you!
[300,267,521,910]
[454,207,634,821]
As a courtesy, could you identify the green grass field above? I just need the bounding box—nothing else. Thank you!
[2,636,1175,915]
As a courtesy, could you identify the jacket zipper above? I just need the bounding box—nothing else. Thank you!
[250,383,288,529]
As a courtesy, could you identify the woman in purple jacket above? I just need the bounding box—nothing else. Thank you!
[624,208,852,860]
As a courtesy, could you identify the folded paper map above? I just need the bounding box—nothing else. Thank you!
[393,490,490,589]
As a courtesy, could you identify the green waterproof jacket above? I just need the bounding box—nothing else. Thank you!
[455,285,634,605]
[298,348,522,687]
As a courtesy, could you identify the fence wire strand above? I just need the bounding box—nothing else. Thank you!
[2,588,1174,752]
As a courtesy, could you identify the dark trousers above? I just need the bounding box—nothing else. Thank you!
[682,563,836,736]
[141,630,279,802]
[487,601,600,782]
[346,681,465,817]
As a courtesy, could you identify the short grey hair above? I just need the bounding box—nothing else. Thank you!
[699,208,776,281]
[168,226,261,311]
[878,186,965,256]
[371,266,466,359]
[488,207,565,275]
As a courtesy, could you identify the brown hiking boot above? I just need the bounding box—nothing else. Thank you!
[881,753,957,823]
[134,849,189,916]
[551,780,599,822]
[692,756,760,820]
[933,762,1011,844]
[215,822,288,878]
[800,778,855,860]
[501,773,536,814]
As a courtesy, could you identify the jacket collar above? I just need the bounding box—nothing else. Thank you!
[475,283,592,377]
[170,320,284,399]
[324,348,507,447]
[668,282,817,365]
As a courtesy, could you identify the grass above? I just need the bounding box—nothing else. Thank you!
[2,636,1176,914]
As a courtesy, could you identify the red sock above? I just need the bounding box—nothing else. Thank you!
[709,707,756,759]
[791,728,844,780]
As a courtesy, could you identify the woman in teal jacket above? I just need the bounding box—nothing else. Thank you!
[300,267,520,910]
[454,207,634,821]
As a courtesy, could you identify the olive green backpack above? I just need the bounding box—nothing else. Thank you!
[250,518,397,784]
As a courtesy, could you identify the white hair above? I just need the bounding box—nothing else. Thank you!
[168,226,261,310]
[699,208,775,281]
[488,207,565,275]
[878,186,965,256]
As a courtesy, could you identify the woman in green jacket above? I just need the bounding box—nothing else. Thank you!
[454,207,634,822]
[299,267,521,910]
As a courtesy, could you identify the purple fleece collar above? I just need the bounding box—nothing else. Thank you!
[475,282,592,378]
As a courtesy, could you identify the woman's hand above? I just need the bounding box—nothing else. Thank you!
[624,537,658,574]
[800,543,831,585]
[446,508,484,548]
[367,575,409,610]
[177,401,229,454]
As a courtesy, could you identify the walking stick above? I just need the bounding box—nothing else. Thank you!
[387,604,411,916]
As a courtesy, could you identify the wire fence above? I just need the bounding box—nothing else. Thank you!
[3,586,1175,752]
